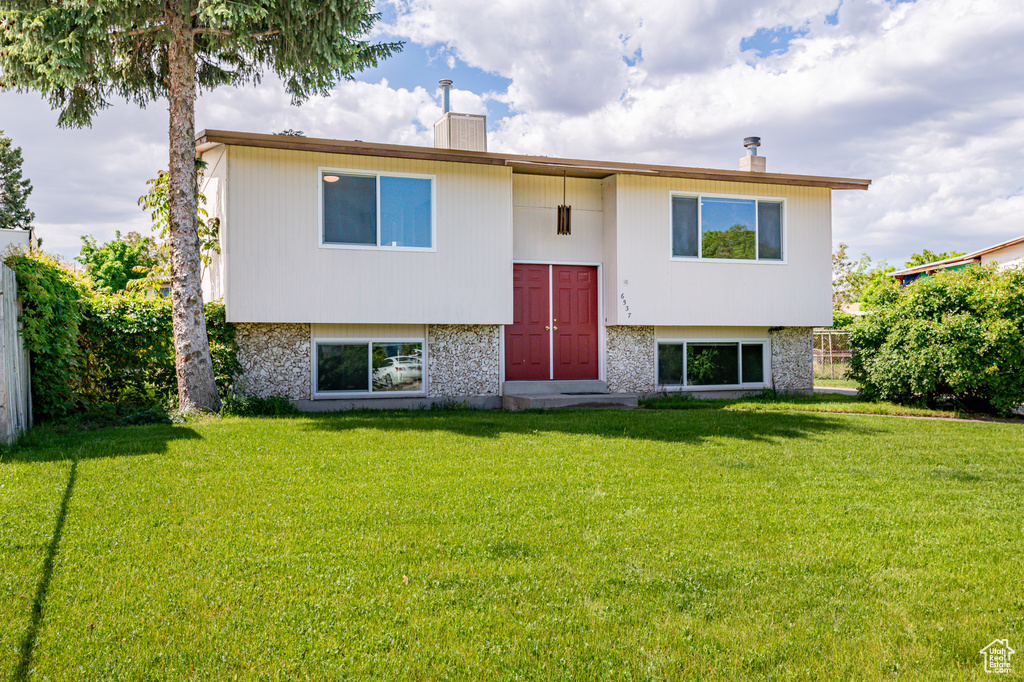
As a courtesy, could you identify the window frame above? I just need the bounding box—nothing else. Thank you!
[668,191,786,264]
[655,338,770,390]
[318,167,437,252]
[312,337,427,398]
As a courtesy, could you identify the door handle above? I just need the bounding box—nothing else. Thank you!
[553,326,558,331]
[545,325,550,330]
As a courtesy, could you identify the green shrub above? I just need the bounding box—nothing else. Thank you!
[5,251,241,421]
[79,296,240,406]
[849,265,1024,415]
[427,398,478,411]
[221,394,298,417]
[204,300,242,392]
[830,309,856,329]
[4,251,90,418]
[80,295,176,403]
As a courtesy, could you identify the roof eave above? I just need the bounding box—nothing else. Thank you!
[890,235,1024,277]
[195,129,872,191]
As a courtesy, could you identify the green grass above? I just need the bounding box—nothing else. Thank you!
[2,410,1023,680]
[639,391,1005,420]
[814,377,862,389]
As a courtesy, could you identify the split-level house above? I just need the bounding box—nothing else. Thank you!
[197,84,870,409]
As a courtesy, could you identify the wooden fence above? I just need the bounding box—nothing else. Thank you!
[0,264,31,443]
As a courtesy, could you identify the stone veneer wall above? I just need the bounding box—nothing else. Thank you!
[427,325,501,397]
[605,326,656,393]
[769,326,814,392]
[234,323,312,399]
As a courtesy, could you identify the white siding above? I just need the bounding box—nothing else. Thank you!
[602,176,619,323]
[215,142,838,329]
[655,326,770,339]
[199,145,227,302]
[0,230,30,253]
[512,174,603,263]
[222,146,513,325]
[608,175,833,327]
[982,241,1024,270]
[312,323,425,339]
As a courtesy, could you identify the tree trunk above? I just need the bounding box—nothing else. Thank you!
[166,2,221,412]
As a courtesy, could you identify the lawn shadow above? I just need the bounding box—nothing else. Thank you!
[9,458,77,682]
[297,407,880,447]
[3,425,202,680]
[0,424,203,465]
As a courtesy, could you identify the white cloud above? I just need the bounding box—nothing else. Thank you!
[383,0,1024,264]
[0,92,167,254]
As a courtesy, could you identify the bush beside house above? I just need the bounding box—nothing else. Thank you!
[849,264,1024,415]
[5,250,240,421]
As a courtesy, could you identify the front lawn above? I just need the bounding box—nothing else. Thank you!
[639,391,985,420]
[2,410,1022,680]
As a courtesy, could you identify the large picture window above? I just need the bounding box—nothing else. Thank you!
[671,194,783,262]
[657,341,767,388]
[321,170,434,249]
[316,340,424,394]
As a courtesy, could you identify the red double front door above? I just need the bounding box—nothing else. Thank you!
[505,264,599,381]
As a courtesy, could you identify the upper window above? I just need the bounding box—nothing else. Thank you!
[321,170,434,249]
[671,194,783,262]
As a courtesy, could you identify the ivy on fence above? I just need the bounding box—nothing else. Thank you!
[4,251,89,418]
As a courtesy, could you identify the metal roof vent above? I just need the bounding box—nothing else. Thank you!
[740,136,766,172]
[439,79,452,114]
[433,79,487,152]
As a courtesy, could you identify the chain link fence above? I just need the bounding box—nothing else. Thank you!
[813,330,852,380]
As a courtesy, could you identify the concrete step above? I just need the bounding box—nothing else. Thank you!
[502,379,608,395]
[502,392,638,411]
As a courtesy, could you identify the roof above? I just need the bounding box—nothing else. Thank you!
[195,129,872,191]
[890,234,1024,278]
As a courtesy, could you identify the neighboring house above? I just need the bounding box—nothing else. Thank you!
[839,302,866,316]
[890,234,1024,287]
[196,83,870,409]
[0,229,32,254]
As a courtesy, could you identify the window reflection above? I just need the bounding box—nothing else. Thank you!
[316,341,424,393]
[701,198,756,260]
[372,343,423,392]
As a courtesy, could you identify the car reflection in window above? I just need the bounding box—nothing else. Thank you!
[372,355,423,391]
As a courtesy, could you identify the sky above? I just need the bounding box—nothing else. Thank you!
[1,0,1023,269]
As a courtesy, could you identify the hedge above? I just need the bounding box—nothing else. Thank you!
[6,251,240,420]
[849,264,1024,416]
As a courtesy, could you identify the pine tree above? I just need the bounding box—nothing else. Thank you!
[0,1,400,411]
[0,130,34,231]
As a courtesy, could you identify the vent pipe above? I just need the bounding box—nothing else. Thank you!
[740,136,766,172]
[439,79,453,114]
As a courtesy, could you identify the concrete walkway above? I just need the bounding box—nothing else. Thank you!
[813,386,859,395]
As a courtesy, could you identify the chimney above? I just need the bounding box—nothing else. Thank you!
[739,136,766,172]
[433,79,487,152]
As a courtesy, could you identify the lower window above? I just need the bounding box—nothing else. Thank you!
[316,341,424,394]
[657,341,767,388]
